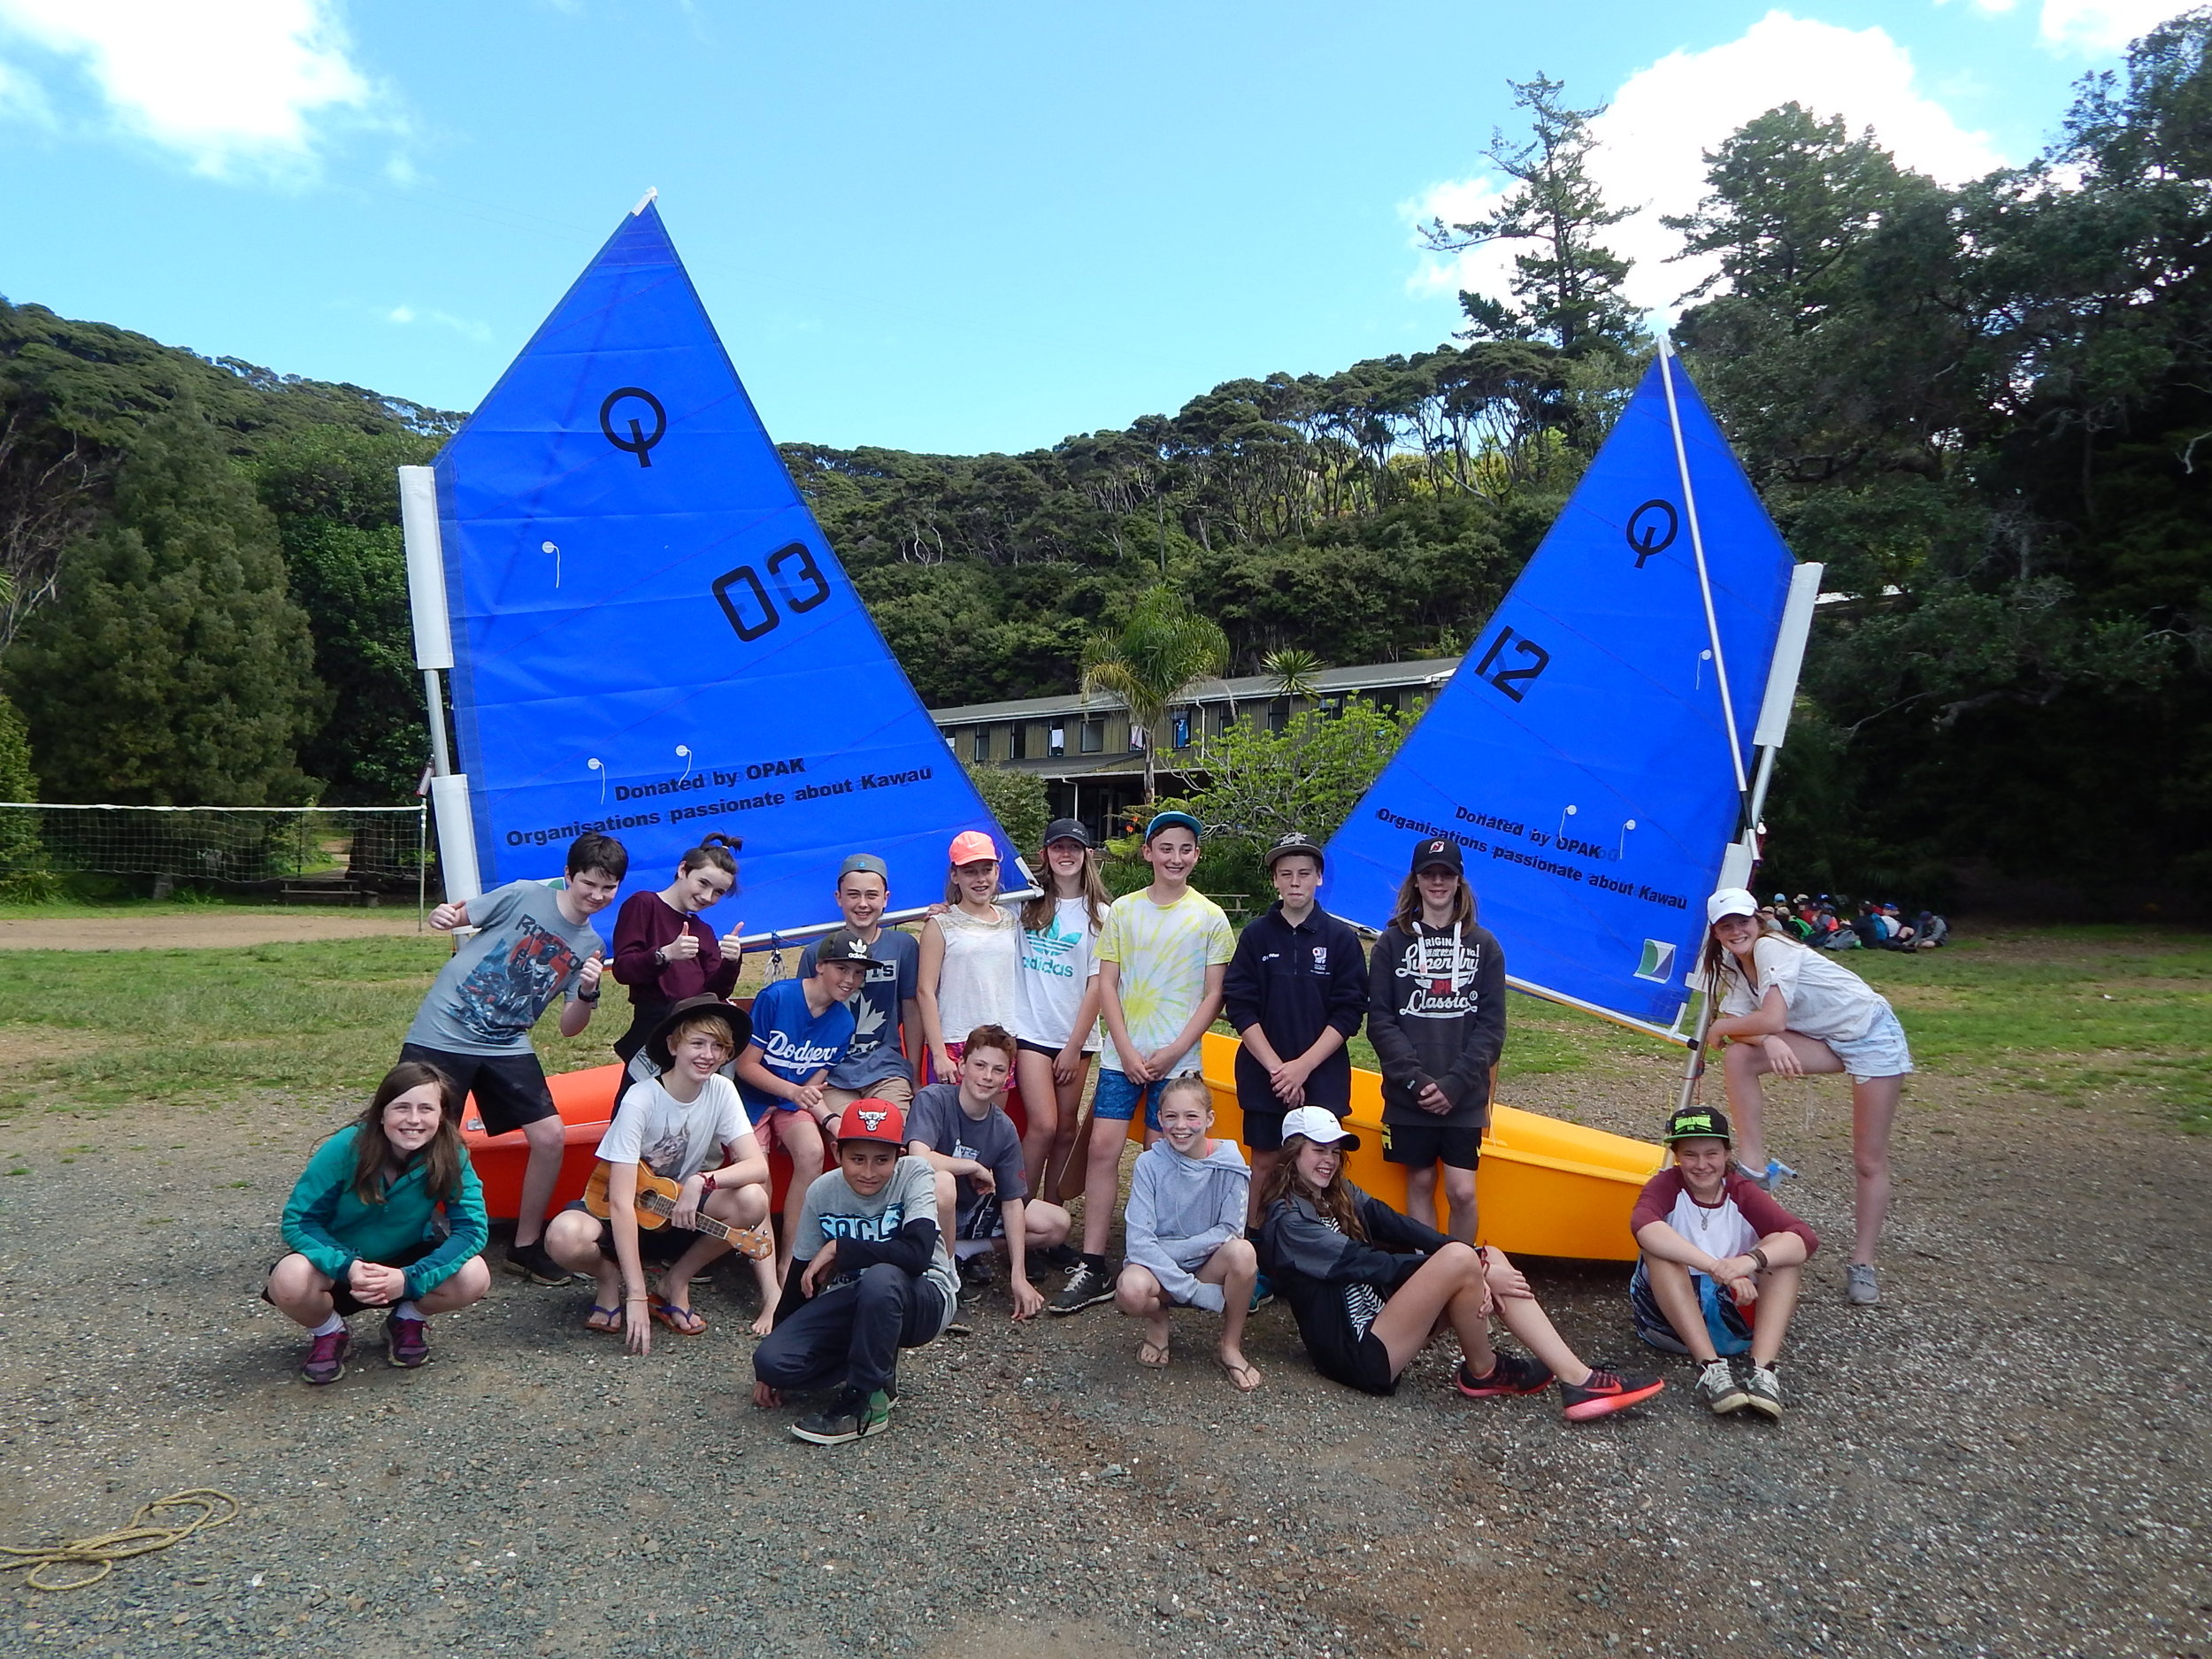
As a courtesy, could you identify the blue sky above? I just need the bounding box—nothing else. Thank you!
[0,0,2184,455]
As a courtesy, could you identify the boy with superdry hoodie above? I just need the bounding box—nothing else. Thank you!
[1366,837,1505,1244]
[1114,1076,1261,1390]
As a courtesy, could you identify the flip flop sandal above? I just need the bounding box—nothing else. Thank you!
[651,1299,708,1336]
[583,1304,624,1336]
[1137,1339,1171,1369]
[1215,1355,1263,1392]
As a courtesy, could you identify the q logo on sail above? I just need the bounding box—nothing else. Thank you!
[599,387,667,467]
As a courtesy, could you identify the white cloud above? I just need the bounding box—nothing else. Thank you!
[0,0,372,176]
[2033,0,2192,52]
[383,303,491,343]
[1409,11,2009,324]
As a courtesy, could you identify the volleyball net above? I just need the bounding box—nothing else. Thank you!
[0,803,430,903]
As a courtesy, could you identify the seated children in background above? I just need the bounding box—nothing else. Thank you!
[1260,1108,1663,1422]
[1053,810,1233,1316]
[1365,837,1504,1247]
[544,997,775,1350]
[1630,1105,1816,1420]
[799,854,923,1110]
[400,831,620,1286]
[267,1062,491,1384]
[733,929,871,1285]
[751,1100,962,1445]
[608,833,741,1111]
[904,1024,1072,1320]
[1116,1075,1262,1390]
[1224,831,1368,1290]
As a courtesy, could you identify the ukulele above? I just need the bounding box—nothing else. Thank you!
[581,1161,774,1260]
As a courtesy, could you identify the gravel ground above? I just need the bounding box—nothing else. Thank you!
[0,1050,2207,1658]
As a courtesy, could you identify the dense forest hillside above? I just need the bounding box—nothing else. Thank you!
[0,16,2205,905]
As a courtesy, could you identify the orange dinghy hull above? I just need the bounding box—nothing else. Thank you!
[469,1037,1663,1261]
[1194,1033,1661,1263]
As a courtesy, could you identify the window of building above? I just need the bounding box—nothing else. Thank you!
[1268,697,1291,733]
[972,729,991,763]
[1010,723,1028,761]
[1079,719,1103,754]
[1128,723,1146,752]
[1171,710,1192,749]
[1374,690,1401,718]
[1048,726,1065,757]
[941,729,956,751]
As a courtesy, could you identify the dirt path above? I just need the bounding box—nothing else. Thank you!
[0,910,428,952]
[1,1040,2206,1656]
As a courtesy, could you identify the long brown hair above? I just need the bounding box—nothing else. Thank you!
[1257,1133,1366,1241]
[349,1061,465,1206]
[1389,871,1473,933]
[1699,914,1803,1006]
[1020,841,1110,933]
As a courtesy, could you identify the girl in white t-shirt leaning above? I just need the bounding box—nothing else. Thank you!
[917,830,1023,1085]
[1701,886,1912,1306]
[1010,818,1108,1210]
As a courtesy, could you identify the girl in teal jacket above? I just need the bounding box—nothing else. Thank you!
[266,1061,491,1385]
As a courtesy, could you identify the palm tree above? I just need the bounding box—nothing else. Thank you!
[1260,647,1326,700]
[1080,585,1230,804]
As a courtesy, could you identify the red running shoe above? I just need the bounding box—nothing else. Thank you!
[1559,1365,1665,1421]
[300,1328,351,1386]
[385,1313,431,1369]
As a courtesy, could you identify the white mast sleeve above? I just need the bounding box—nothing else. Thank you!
[430,773,482,904]
[1752,561,1824,750]
[399,466,454,672]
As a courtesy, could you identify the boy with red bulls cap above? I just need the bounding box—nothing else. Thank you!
[749,1098,960,1445]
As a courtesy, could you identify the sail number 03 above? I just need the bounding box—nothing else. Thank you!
[713,542,833,642]
[1473,625,1551,703]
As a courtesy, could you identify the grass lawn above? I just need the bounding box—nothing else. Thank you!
[0,922,2203,1129]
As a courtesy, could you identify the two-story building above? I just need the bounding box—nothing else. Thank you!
[929,657,1461,843]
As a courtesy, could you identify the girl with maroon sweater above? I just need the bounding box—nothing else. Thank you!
[610,834,742,1108]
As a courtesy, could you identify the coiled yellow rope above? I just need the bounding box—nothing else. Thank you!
[0,1489,240,1592]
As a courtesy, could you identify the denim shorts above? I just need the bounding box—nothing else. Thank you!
[1827,1005,1915,1083]
[1089,1067,1180,1131]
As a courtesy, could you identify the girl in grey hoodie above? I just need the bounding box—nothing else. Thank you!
[1113,1077,1262,1390]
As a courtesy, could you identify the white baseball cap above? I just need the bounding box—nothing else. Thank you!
[1706,887,1760,926]
[1280,1105,1362,1150]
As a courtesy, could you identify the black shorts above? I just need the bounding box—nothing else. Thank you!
[266,1240,436,1317]
[1240,1098,1288,1152]
[1319,1330,1400,1396]
[399,1043,557,1137]
[1380,1121,1481,1171]
[564,1201,717,1265]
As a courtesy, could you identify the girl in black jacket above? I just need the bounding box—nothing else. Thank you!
[1258,1108,1663,1422]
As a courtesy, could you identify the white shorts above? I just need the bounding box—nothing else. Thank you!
[1825,1006,1914,1083]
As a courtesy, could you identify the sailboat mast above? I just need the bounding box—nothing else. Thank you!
[1656,336,1748,800]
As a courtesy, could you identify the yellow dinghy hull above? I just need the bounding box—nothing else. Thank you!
[1195,1032,1663,1263]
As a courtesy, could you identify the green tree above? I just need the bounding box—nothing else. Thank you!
[1260,647,1325,698]
[962,761,1048,861]
[1190,703,1410,851]
[4,414,322,803]
[1079,584,1230,803]
[1424,75,1643,364]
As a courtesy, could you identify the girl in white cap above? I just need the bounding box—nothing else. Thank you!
[1700,886,1912,1305]
[1257,1107,1663,1421]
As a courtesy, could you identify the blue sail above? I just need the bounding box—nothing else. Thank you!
[1323,355,1797,1031]
[430,203,1012,939]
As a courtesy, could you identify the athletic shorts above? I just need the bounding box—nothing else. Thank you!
[1318,1330,1399,1396]
[1826,1006,1915,1084]
[1380,1121,1481,1171]
[1090,1068,1181,1131]
[824,1076,914,1112]
[1629,1258,1755,1356]
[397,1043,557,1138]
[265,1240,436,1317]
[563,1201,720,1266]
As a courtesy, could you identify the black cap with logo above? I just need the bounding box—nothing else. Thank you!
[1409,836,1464,875]
[1264,832,1325,871]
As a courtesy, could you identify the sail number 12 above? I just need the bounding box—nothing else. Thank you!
[713,542,833,642]
[1472,625,1551,703]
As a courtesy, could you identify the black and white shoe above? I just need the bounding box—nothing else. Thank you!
[1046,1260,1115,1315]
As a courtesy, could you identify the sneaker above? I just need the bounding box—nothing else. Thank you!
[1455,1352,1553,1398]
[1845,1263,1880,1306]
[1046,1259,1115,1316]
[1249,1272,1275,1314]
[1742,1363,1784,1420]
[957,1255,997,1290]
[503,1240,573,1286]
[1694,1357,1751,1416]
[790,1386,894,1445]
[1032,1241,1083,1272]
[300,1328,351,1386]
[1559,1365,1666,1422]
[384,1314,431,1369]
